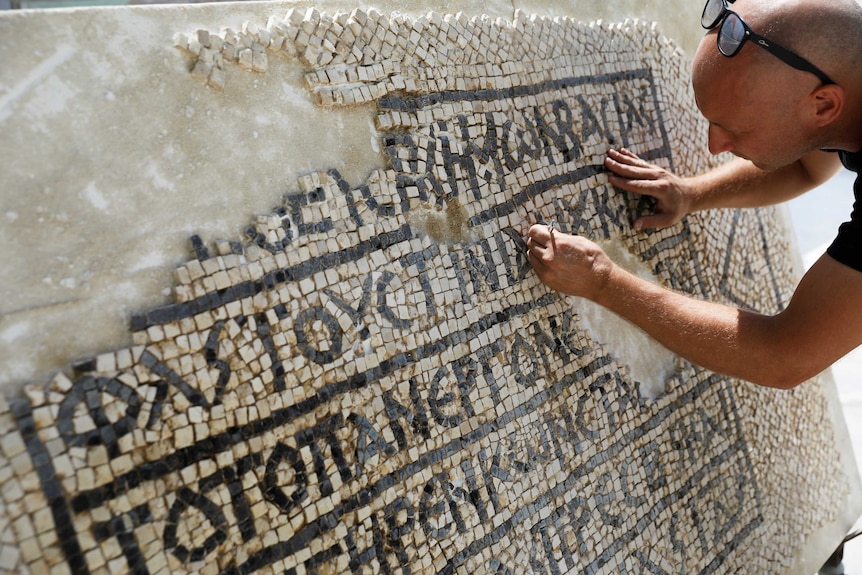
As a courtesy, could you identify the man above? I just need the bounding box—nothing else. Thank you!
[527,0,862,389]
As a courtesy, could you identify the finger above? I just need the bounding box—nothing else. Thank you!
[633,212,677,230]
[527,232,556,261]
[527,239,552,262]
[604,157,660,181]
[526,236,546,256]
[608,148,638,162]
[608,148,648,166]
[527,248,541,268]
[528,223,551,245]
[607,173,668,197]
[527,249,549,271]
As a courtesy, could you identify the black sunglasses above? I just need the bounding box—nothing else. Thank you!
[701,0,835,85]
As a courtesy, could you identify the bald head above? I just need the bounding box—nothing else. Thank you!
[691,0,862,162]
[695,0,862,88]
[744,0,862,85]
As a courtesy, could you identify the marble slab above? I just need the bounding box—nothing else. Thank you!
[0,3,859,574]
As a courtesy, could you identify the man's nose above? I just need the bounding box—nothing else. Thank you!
[707,124,734,155]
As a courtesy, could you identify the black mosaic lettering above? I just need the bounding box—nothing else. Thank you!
[324,273,374,336]
[204,320,233,400]
[140,348,208,407]
[428,365,463,428]
[263,442,308,514]
[384,496,416,546]
[255,311,287,391]
[629,550,673,575]
[198,454,261,542]
[347,412,398,473]
[638,441,668,495]
[509,333,540,387]
[93,504,154,575]
[594,471,623,528]
[383,377,432,450]
[439,127,482,202]
[477,445,516,516]
[163,487,228,563]
[397,248,439,318]
[345,519,377,573]
[474,340,504,404]
[57,375,143,458]
[294,306,344,365]
[529,521,556,575]
[497,228,531,286]
[575,94,608,145]
[284,187,335,238]
[612,88,657,148]
[462,239,501,295]
[298,414,354,496]
[420,472,463,540]
[376,270,415,330]
[543,515,573,575]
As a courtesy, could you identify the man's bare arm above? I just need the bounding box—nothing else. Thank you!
[604,149,842,229]
[527,227,862,389]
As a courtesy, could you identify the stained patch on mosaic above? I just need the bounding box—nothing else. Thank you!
[0,8,853,575]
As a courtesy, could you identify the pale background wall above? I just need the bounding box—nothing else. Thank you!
[0,0,703,394]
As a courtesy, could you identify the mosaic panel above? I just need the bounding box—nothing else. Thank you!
[0,7,854,575]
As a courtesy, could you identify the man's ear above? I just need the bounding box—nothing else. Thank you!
[809,84,845,128]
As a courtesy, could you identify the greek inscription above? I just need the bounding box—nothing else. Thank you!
[3,18,777,574]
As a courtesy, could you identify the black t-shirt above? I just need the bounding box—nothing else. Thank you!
[826,150,862,271]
